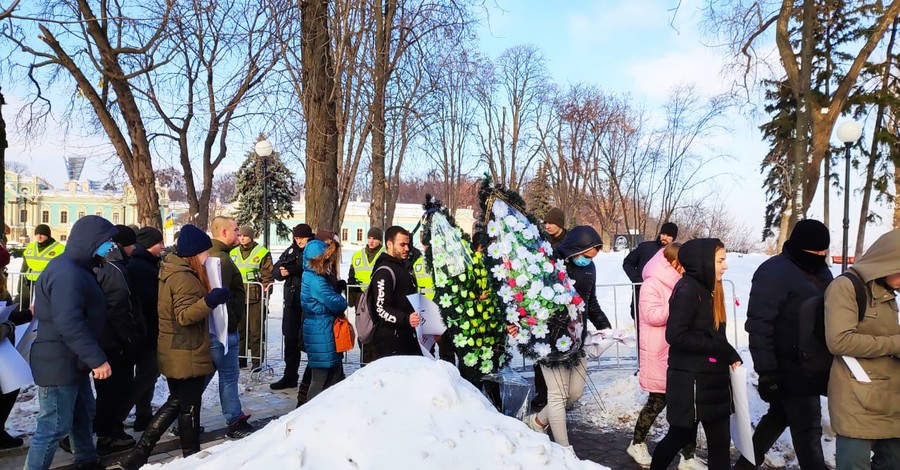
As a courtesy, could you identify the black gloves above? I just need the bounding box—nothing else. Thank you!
[204,287,231,309]
[757,372,780,403]
[335,280,348,294]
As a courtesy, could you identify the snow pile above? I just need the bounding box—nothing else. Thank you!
[153,357,606,470]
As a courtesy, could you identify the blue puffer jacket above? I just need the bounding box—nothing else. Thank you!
[300,240,348,369]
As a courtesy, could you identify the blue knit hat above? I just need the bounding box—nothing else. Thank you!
[177,224,212,257]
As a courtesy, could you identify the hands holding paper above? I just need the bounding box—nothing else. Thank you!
[409,312,421,327]
[93,361,112,380]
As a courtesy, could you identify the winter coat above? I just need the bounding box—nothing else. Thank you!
[623,239,664,284]
[129,245,161,351]
[157,253,215,380]
[300,240,348,369]
[369,252,421,357]
[30,215,117,386]
[209,239,246,333]
[94,247,143,353]
[665,238,740,428]
[555,225,612,333]
[746,252,833,396]
[825,229,900,440]
[233,241,274,302]
[274,242,305,307]
[638,248,679,393]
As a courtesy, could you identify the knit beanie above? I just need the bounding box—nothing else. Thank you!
[660,222,679,240]
[292,223,314,239]
[177,224,212,257]
[367,227,383,240]
[786,219,830,251]
[136,227,163,249]
[239,225,255,238]
[34,224,51,237]
[316,229,341,246]
[112,224,137,247]
[544,208,565,228]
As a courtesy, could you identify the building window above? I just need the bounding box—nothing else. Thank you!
[77,211,86,219]
[60,235,67,241]
[95,211,103,217]
[113,213,120,224]
[357,229,363,243]
[341,228,348,241]
[19,209,27,223]
[60,211,69,224]
[42,210,50,224]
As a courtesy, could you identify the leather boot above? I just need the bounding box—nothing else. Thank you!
[296,381,311,408]
[178,406,201,457]
[108,396,181,470]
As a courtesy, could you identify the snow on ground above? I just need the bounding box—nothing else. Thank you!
[151,357,606,470]
[6,248,842,468]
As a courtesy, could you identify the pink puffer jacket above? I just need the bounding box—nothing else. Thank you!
[637,248,682,393]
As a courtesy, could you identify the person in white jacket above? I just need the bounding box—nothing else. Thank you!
[628,243,707,470]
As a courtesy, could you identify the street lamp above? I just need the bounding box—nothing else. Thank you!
[836,120,862,272]
[255,138,274,248]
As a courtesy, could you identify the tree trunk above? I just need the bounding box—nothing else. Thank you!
[300,0,340,231]
[0,87,6,243]
[368,0,396,229]
[789,0,815,231]
[823,152,830,229]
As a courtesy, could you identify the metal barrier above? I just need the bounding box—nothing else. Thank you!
[240,281,275,381]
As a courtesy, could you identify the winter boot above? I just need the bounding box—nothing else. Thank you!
[177,406,201,457]
[296,381,311,408]
[108,396,181,470]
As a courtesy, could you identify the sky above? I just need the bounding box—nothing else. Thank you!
[3,0,894,251]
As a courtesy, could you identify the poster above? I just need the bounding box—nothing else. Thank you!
[204,256,229,355]
[0,333,33,393]
[730,366,755,466]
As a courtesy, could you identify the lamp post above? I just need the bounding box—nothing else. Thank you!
[835,120,862,272]
[255,138,274,248]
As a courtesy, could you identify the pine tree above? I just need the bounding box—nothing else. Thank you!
[233,149,296,242]
[524,160,554,220]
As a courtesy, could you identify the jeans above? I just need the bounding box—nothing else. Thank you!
[206,332,244,424]
[836,436,900,470]
[24,376,98,470]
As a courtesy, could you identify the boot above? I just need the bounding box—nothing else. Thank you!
[177,406,201,457]
[108,396,181,470]
[296,381,311,408]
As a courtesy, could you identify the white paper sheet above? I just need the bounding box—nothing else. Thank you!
[841,356,871,383]
[584,329,636,359]
[0,304,17,323]
[0,338,33,393]
[407,293,437,359]
[204,256,229,355]
[730,367,755,466]
[15,317,38,364]
[407,295,447,336]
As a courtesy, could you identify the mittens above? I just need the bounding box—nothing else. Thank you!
[204,287,231,309]
[335,280,348,294]
[757,372,780,403]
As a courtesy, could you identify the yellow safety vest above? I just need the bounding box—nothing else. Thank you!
[413,256,435,300]
[351,247,383,287]
[230,244,269,283]
[24,241,64,281]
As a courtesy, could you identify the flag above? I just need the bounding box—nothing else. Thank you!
[164,211,175,229]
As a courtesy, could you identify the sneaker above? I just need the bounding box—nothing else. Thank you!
[96,435,136,456]
[226,414,254,439]
[678,455,708,470]
[0,430,23,449]
[269,377,298,391]
[59,435,72,454]
[627,440,652,467]
[523,413,548,434]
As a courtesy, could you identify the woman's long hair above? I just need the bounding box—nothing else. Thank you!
[712,241,727,330]
[308,240,339,276]
[187,255,211,292]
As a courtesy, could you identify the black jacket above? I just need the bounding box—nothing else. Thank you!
[274,242,305,308]
[369,252,420,356]
[94,246,143,352]
[31,216,117,386]
[665,238,740,428]
[623,239,664,284]
[556,226,611,331]
[129,244,161,351]
[746,251,833,396]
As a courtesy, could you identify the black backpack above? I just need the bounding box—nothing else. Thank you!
[797,270,866,374]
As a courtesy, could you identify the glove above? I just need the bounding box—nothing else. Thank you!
[204,287,231,309]
[335,280,348,294]
[757,372,780,403]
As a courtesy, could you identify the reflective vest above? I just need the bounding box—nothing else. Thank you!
[412,256,435,300]
[24,241,64,281]
[230,244,269,283]
[351,247,383,287]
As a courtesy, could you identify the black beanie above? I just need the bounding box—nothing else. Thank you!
[367,227,383,240]
[660,222,679,239]
[177,224,212,257]
[34,224,51,237]
[136,227,163,249]
[112,224,137,247]
[787,219,830,251]
[292,223,314,239]
[544,207,565,228]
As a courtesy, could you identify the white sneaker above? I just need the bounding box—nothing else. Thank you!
[523,413,548,434]
[626,440,652,467]
[678,455,708,470]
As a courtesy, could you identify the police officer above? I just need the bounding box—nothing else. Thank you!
[348,227,383,363]
[230,226,274,370]
[270,224,314,390]
[20,224,64,311]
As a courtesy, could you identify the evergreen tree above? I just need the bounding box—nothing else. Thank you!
[233,149,296,242]
[524,160,554,220]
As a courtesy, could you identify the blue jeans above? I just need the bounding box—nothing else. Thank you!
[24,376,98,470]
[206,332,244,424]
[836,435,900,470]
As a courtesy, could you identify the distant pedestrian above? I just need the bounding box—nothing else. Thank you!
[623,222,678,319]
[19,224,64,312]
[230,225,274,370]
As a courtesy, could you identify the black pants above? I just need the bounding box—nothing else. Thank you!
[0,388,18,429]
[281,306,303,382]
[94,349,135,438]
[167,376,205,413]
[531,364,547,408]
[734,394,825,469]
[128,348,159,419]
[650,416,731,470]
[634,392,696,458]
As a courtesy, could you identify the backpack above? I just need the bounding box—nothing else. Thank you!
[797,270,866,374]
[355,266,395,344]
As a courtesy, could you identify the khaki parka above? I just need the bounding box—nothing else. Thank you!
[824,229,900,439]
[157,253,215,380]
